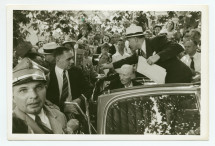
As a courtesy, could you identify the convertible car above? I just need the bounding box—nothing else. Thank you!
[94,83,200,135]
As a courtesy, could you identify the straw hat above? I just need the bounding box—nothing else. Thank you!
[38,42,59,55]
[125,25,144,38]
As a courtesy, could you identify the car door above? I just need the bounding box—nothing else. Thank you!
[97,84,200,135]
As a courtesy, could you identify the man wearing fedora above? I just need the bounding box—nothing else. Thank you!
[12,58,67,134]
[102,25,192,83]
[62,39,76,52]
[38,42,60,70]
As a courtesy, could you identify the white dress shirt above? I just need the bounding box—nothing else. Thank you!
[112,51,130,63]
[112,51,130,73]
[141,40,146,55]
[181,52,201,72]
[28,108,52,129]
[55,65,72,101]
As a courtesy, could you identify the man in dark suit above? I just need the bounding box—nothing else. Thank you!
[102,25,192,83]
[108,64,142,90]
[46,47,93,114]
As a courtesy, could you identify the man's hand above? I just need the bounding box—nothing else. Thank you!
[66,119,79,134]
[192,74,201,83]
[147,54,160,65]
[100,63,113,70]
[64,98,81,115]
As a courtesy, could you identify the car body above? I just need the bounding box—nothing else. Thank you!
[97,83,200,135]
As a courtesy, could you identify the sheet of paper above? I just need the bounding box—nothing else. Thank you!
[137,56,166,84]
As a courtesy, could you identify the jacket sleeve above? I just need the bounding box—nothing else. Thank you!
[113,53,138,69]
[151,35,184,61]
[78,68,93,99]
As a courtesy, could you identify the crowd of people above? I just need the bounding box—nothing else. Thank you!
[12,11,201,134]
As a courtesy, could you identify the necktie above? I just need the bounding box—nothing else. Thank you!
[59,70,69,111]
[35,115,53,134]
[138,49,146,58]
[190,57,195,70]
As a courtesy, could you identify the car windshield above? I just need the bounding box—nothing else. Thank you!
[105,93,200,135]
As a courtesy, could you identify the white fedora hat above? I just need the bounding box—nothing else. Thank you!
[125,25,145,38]
[38,42,60,55]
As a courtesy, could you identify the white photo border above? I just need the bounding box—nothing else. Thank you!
[7,4,209,140]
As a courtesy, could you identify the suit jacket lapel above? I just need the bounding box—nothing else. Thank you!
[68,69,75,97]
[44,106,64,134]
[49,68,60,104]
[13,107,45,134]
[145,38,153,58]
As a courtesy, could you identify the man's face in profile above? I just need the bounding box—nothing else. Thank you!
[56,50,75,70]
[126,37,138,52]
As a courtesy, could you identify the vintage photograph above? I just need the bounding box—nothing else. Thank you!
[8,5,208,140]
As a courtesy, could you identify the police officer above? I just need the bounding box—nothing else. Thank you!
[12,58,68,134]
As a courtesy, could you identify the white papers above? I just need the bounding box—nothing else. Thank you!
[137,56,166,84]
[103,69,109,75]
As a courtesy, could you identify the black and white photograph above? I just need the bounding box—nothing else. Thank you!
[7,4,209,140]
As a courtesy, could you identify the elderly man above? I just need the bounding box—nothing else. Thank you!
[108,64,142,90]
[102,25,192,83]
[46,47,92,116]
[12,58,67,134]
[181,40,201,74]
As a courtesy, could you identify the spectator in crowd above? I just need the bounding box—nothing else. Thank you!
[96,43,112,74]
[101,25,192,83]
[166,21,176,39]
[36,41,44,49]
[182,30,191,44]
[87,34,97,55]
[12,58,67,134]
[143,29,154,38]
[154,24,162,36]
[112,38,130,63]
[82,49,98,84]
[107,64,142,90]
[190,29,201,51]
[110,33,120,52]
[62,38,76,53]
[38,42,60,70]
[46,47,92,117]
[98,43,112,65]
[112,38,130,73]
[96,35,116,55]
[181,40,201,74]
[14,41,47,68]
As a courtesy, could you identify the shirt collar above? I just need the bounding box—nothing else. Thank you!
[190,52,199,59]
[55,65,64,75]
[27,108,45,121]
[115,51,126,56]
[141,40,146,54]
